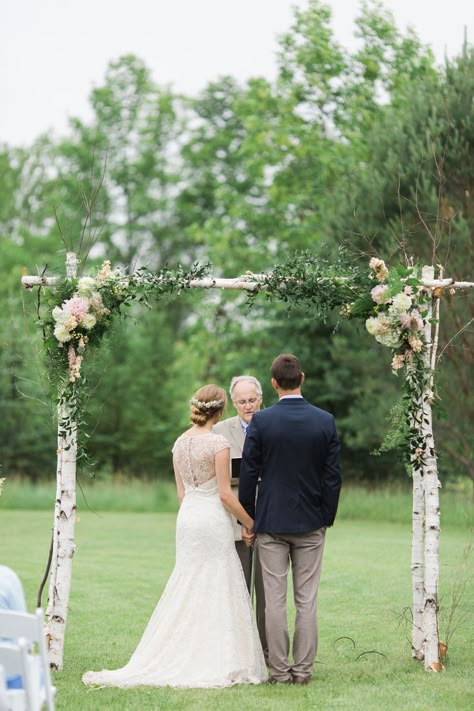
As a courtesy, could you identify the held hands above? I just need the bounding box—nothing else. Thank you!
[241,525,255,548]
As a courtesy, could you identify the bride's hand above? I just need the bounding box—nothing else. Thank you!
[242,525,255,547]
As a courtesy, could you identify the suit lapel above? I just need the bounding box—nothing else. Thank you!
[229,418,245,453]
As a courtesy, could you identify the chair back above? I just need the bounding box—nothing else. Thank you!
[0,609,43,643]
[0,610,55,711]
[0,638,32,711]
[0,662,9,711]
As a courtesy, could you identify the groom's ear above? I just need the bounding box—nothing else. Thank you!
[300,372,305,385]
[271,377,278,392]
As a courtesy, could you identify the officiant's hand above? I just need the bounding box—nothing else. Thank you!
[242,526,255,547]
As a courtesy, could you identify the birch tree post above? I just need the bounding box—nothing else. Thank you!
[46,251,79,670]
[411,458,425,660]
[410,266,435,662]
[419,266,442,671]
[408,266,442,668]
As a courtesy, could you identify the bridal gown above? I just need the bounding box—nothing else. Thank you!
[82,432,267,689]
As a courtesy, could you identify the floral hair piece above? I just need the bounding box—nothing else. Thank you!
[190,398,224,412]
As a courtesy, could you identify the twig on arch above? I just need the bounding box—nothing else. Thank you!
[437,317,474,363]
[53,205,70,251]
[78,145,109,263]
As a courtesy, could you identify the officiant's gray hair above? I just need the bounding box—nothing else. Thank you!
[229,375,263,399]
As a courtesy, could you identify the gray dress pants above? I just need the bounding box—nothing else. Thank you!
[257,528,326,680]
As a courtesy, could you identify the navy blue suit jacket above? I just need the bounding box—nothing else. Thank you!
[239,397,342,534]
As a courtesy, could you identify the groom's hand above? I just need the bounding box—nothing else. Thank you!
[242,526,255,547]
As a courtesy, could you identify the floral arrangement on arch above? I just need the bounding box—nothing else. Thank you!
[342,256,435,465]
[362,257,429,373]
[49,260,128,384]
[40,257,209,468]
[44,259,207,388]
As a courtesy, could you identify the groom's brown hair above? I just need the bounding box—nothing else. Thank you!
[270,353,303,390]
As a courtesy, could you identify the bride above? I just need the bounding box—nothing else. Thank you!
[82,384,267,689]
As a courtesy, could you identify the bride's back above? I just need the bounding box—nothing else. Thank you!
[173,433,229,488]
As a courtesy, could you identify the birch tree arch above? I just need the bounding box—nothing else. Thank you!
[21,251,474,671]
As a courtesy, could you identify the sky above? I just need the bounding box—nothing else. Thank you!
[1,0,472,147]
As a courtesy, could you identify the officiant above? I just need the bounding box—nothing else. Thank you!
[213,375,267,660]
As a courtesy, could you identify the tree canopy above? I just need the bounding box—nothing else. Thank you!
[1,0,472,484]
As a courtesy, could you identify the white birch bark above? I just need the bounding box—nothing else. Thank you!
[421,392,441,670]
[411,461,425,659]
[409,266,435,660]
[420,266,442,671]
[45,252,78,670]
[21,273,474,292]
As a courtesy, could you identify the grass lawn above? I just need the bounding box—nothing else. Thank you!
[1,510,472,710]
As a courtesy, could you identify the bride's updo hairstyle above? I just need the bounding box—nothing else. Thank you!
[190,384,227,425]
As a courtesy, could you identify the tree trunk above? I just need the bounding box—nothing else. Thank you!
[421,397,441,670]
[45,252,78,670]
[411,462,425,659]
[420,267,441,670]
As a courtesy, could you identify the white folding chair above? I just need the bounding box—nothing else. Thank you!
[0,638,32,711]
[0,610,55,711]
[0,663,8,711]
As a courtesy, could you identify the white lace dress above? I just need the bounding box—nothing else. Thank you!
[82,432,267,689]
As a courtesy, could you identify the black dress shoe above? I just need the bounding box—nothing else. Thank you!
[292,675,311,685]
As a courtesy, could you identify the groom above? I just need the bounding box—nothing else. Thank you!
[239,354,342,684]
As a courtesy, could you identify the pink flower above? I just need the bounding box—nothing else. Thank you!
[68,346,77,368]
[370,284,390,304]
[404,285,413,295]
[68,346,83,382]
[64,296,89,321]
[391,354,405,374]
[400,309,424,332]
[408,335,423,352]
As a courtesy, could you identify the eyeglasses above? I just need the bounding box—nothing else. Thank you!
[235,398,260,406]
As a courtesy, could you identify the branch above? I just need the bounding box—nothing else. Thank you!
[20,270,474,293]
[437,317,474,363]
[430,266,443,376]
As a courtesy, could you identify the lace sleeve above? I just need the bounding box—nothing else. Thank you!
[213,435,230,455]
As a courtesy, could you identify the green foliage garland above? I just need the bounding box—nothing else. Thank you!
[39,260,210,471]
[254,252,435,470]
[39,251,435,475]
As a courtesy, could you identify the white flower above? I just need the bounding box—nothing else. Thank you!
[89,292,104,312]
[366,314,390,336]
[52,306,67,323]
[54,324,73,343]
[375,330,401,348]
[366,317,381,336]
[77,277,96,297]
[95,260,112,285]
[389,292,412,315]
[0,477,5,496]
[366,314,400,348]
[371,284,390,304]
[81,313,97,330]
